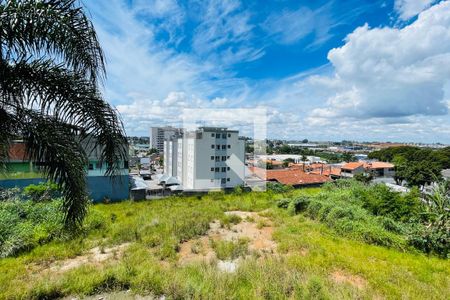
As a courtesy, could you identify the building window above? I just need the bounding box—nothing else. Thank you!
[227,167,230,171]
[227,145,231,149]
[227,178,230,182]
[215,156,220,161]
[216,145,220,150]
[88,163,94,170]
[211,156,214,160]
[222,133,226,139]
[211,144,215,149]
[221,167,226,172]
[227,156,230,159]
[210,167,214,171]
[215,167,219,172]
[211,133,215,137]
[221,178,226,184]
[228,134,231,137]
[221,156,226,161]
[221,145,226,149]
[123,161,128,169]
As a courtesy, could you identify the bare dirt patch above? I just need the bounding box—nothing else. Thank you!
[178,211,276,266]
[331,270,367,290]
[46,243,130,273]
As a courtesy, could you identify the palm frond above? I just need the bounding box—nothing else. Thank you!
[0,59,128,176]
[17,108,89,227]
[0,0,105,83]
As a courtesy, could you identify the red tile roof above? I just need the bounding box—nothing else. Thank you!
[364,162,394,169]
[250,167,332,186]
[341,162,364,170]
[310,168,342,177]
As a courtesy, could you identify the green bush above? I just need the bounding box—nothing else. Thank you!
[210,238,249,260]
[277,198,291,209]
[0,197,65,257]
[276,182,410,250]
[220,214,242,228]
[267,182,293,194]
[288,196,310,215]
[22,182,59,202]
[408,225,449,258]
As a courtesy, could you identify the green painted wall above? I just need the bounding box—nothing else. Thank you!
[7,162,33,172]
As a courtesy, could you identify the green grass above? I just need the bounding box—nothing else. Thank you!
[0,188,449,299]
[210,238,249,260]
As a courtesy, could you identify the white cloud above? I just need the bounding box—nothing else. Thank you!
[263,7,316,44]
[394,0,436,20]
[308,1,450,122]
[191,0,263,65]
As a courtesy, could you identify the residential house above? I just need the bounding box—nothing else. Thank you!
[340,162,365,177]
[1,141,129,202]
[364,162,395,177]
[250,167,332,188]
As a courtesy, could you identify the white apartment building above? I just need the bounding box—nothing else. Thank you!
[150,126,183,153]
[163,127,245,190]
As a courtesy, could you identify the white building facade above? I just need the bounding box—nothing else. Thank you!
[150,126,183,153]
[163,127,245,190]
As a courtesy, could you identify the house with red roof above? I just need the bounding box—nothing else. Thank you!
[341,162,365,177]
[364,162,395,177]
[250,167,332,188]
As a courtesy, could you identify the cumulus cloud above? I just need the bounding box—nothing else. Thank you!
[308,1,450,123]
[394,0,436,20]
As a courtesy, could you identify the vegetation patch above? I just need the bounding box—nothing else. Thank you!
[0,186,448,299]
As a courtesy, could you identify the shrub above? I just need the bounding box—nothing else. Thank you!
[210,238,249,260]
[277,198,291,209]
[267,182,293,194]
[288,196,310,215]
[22,182,59,202]
[220,214,242,228]
[408,225,449,258]
[0,198,65,257]
[300,195,407,250]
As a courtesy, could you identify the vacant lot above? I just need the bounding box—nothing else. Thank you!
[0,187,449,299]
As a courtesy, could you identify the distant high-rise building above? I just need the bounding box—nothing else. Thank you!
[163,127,245,190]
[149,126,183,153]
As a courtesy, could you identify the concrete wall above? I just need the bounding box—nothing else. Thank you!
[0,175,129,203]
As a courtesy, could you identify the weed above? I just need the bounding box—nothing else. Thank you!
[210,238,249,260]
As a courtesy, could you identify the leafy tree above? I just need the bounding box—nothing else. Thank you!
[392,155,408,185]
[0,0,127,227]
[409,180,449,257]
[354,173,373,184]
[405,161,441,188]
[282,158,294,168]
[342,152,357,162]
[147,148,159,155]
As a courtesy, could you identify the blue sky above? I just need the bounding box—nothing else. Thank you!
[86,0,450,143]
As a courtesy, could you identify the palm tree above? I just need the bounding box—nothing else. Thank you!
[0,0,127,228]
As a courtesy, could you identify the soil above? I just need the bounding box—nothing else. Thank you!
[178,211,276,266]
[331,270,367,290]
[46,243,130,273]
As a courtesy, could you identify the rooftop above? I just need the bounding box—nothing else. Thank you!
[250,167,332,186]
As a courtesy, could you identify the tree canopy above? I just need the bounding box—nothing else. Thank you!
[369,146,449,187]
